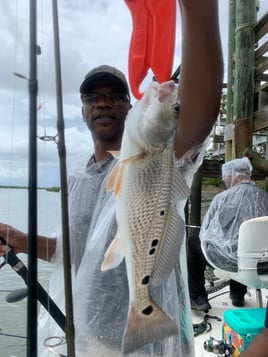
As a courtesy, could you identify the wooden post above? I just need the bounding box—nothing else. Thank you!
[225,0,236,161]
[233,0,256,157]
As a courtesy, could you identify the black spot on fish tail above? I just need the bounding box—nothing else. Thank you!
[142,305,153,315]
[149,248,156,255]
[151,239,159,247]
[141,275,150,285]
[122,299,178,355]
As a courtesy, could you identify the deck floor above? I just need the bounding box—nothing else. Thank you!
[192,283,268,356]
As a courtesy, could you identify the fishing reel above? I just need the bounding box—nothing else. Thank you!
[204,337,235,356]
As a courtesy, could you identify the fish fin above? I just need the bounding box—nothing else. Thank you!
[151,208,185,286]
[107,152,145,194]
[106,162,120,192]
[113,164,125,196]
[107,150,121,159]
[122,298,178,354]
[171,167,190,200]
[150,167,189,286]
[121,152,145,165]
[107,152,145,195]
[101,235,124,271]
[106,161,127,196]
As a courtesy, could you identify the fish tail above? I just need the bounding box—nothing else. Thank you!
[122,298,178,354]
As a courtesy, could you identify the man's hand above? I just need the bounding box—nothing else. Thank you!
[0,223,56,261]
[0,223,27,256]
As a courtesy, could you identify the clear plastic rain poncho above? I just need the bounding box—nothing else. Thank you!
[38,141,207,357]
[200,157,268,272]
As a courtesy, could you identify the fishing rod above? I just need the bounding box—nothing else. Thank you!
[0,237,66,332]
[0,328,26,340]
[27,0,74,355]
[3,1,74,355]
[5,288,28,302]
[51,1,75,356]
[0,287,27,302]
[28,0,39,354]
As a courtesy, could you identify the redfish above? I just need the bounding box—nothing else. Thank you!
[102,80,190,354]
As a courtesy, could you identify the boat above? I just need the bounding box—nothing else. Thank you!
[192,279,268,356]
[1,1,268,356]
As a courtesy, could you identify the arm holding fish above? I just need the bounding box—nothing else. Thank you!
[174,0,223,159]
[0,223,56,261]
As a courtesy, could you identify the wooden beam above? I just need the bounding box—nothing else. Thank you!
[212,134,224,143]
[202,159,223,178]
[234,118,252,157]
[255,40,268,61]
[257,74,268,81]
[224,123,233,142]
[244,147,268,176]
[255,57,268,78]
[253,108,268,131]
[254,11,268,41]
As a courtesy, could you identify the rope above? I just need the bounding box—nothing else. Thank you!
[235,22,255,34]
[44,336,67,356]
[193,314,222,338]
[193,320,212,337]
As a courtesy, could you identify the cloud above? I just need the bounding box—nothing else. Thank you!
[0,0,266,186]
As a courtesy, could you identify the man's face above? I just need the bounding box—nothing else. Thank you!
[81,78,131,143]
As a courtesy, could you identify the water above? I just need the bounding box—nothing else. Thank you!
[0,188,59,357]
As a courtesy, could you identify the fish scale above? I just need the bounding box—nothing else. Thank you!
[127,148,173,265]
[102,80,190,354]
[125,145,188,296]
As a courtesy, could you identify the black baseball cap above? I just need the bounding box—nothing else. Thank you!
[80,65,130,96]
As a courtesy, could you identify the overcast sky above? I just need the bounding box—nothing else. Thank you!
[0,0,266,187]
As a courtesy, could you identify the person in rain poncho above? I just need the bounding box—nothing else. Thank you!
[199,157,268,308]
[0,1,223,356]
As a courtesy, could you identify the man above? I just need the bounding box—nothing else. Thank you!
[0,1,223,355]
[189,157,268,312]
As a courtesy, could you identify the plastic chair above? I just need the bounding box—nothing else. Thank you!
[214,216,268,307]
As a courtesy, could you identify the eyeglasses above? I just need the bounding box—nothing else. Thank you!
[82,93,130,106]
